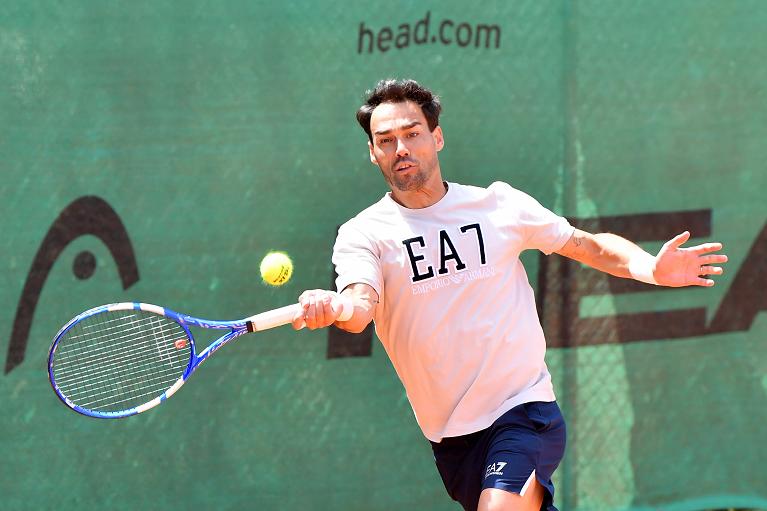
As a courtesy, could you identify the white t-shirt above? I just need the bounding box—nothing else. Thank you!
[333,181,574,442]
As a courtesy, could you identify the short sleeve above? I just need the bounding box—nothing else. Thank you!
[490,181,574,255]
[332,221,384,297]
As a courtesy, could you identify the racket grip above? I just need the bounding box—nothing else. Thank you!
[245,293,354,332]
[245,303,303,332]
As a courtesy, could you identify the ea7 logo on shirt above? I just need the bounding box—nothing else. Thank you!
[401,223,486,283]
[485,462,507,478]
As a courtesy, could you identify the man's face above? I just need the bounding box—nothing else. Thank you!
[368,100,444,193]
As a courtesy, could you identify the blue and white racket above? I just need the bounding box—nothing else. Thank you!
[48,297,353,419]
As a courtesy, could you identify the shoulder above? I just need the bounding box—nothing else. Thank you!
[487,180,527,199]
[443,181,508,202]
[337,194,395,245]
[343,194,394,229]
[484,181,549,211]
[448,181,533,211]
[449,180,525,198]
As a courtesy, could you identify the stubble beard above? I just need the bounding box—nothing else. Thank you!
[390,167,428,192]
[384,157,434,192]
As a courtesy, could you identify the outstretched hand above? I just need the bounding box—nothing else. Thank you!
[653,231,728,287]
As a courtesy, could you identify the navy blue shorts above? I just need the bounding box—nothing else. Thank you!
[430,401,566,511]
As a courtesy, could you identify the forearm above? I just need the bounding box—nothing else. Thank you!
[558,230,654,281]
[336,283,378,333]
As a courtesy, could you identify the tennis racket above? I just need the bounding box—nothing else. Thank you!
[48,296,353,419]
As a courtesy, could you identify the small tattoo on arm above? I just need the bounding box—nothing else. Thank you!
[569,234,588,259]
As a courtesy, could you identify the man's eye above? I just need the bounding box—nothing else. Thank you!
[407,131,419,138]
[379,138,391,144]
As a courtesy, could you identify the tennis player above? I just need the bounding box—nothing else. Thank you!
[292,79,728,511]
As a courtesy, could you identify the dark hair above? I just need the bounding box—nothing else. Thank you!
[356,79,442,143]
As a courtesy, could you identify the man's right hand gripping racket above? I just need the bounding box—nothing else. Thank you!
[47,294,353,419]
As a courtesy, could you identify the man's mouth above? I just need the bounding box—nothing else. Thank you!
[394,161,417,171]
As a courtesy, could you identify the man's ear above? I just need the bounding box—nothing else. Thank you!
[433,126,445,152]
[368,140,378,165]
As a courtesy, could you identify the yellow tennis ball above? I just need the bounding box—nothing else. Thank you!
[260,251,293,286]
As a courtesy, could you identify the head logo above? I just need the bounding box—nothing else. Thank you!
[4,196,139,374]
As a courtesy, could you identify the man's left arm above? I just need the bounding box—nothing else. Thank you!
[554,229,729,287]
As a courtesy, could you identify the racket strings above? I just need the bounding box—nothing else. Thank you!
[51,310,192,413]
[56,314,176,407]
[57,313,188,410]
[54,319,183,377]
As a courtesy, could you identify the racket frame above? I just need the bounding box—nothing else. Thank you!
[48,301,301,419]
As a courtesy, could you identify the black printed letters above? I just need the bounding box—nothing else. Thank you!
[402,236,435,282]
[403,223,485,283]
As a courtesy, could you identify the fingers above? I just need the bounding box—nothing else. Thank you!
[296,290,340,330]
[699,254,729,265]
[689,242,724,255]
[692,276,716,287]
[698,265,724,276]
[291,292,308,330]
[691,261,722,286]
[664,231,690,250]
[694,252,728,284]
[664,232,727,257]
[290,310,306,330]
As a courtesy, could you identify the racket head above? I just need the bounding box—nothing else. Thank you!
[48,303,196,419]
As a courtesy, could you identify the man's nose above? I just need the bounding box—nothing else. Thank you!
[396,138,410,157]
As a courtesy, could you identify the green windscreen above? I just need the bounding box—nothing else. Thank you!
[1,1,765,510]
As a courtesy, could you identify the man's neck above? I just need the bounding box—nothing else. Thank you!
[391,180,448,209]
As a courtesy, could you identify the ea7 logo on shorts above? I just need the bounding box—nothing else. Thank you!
[485,462,507,478]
